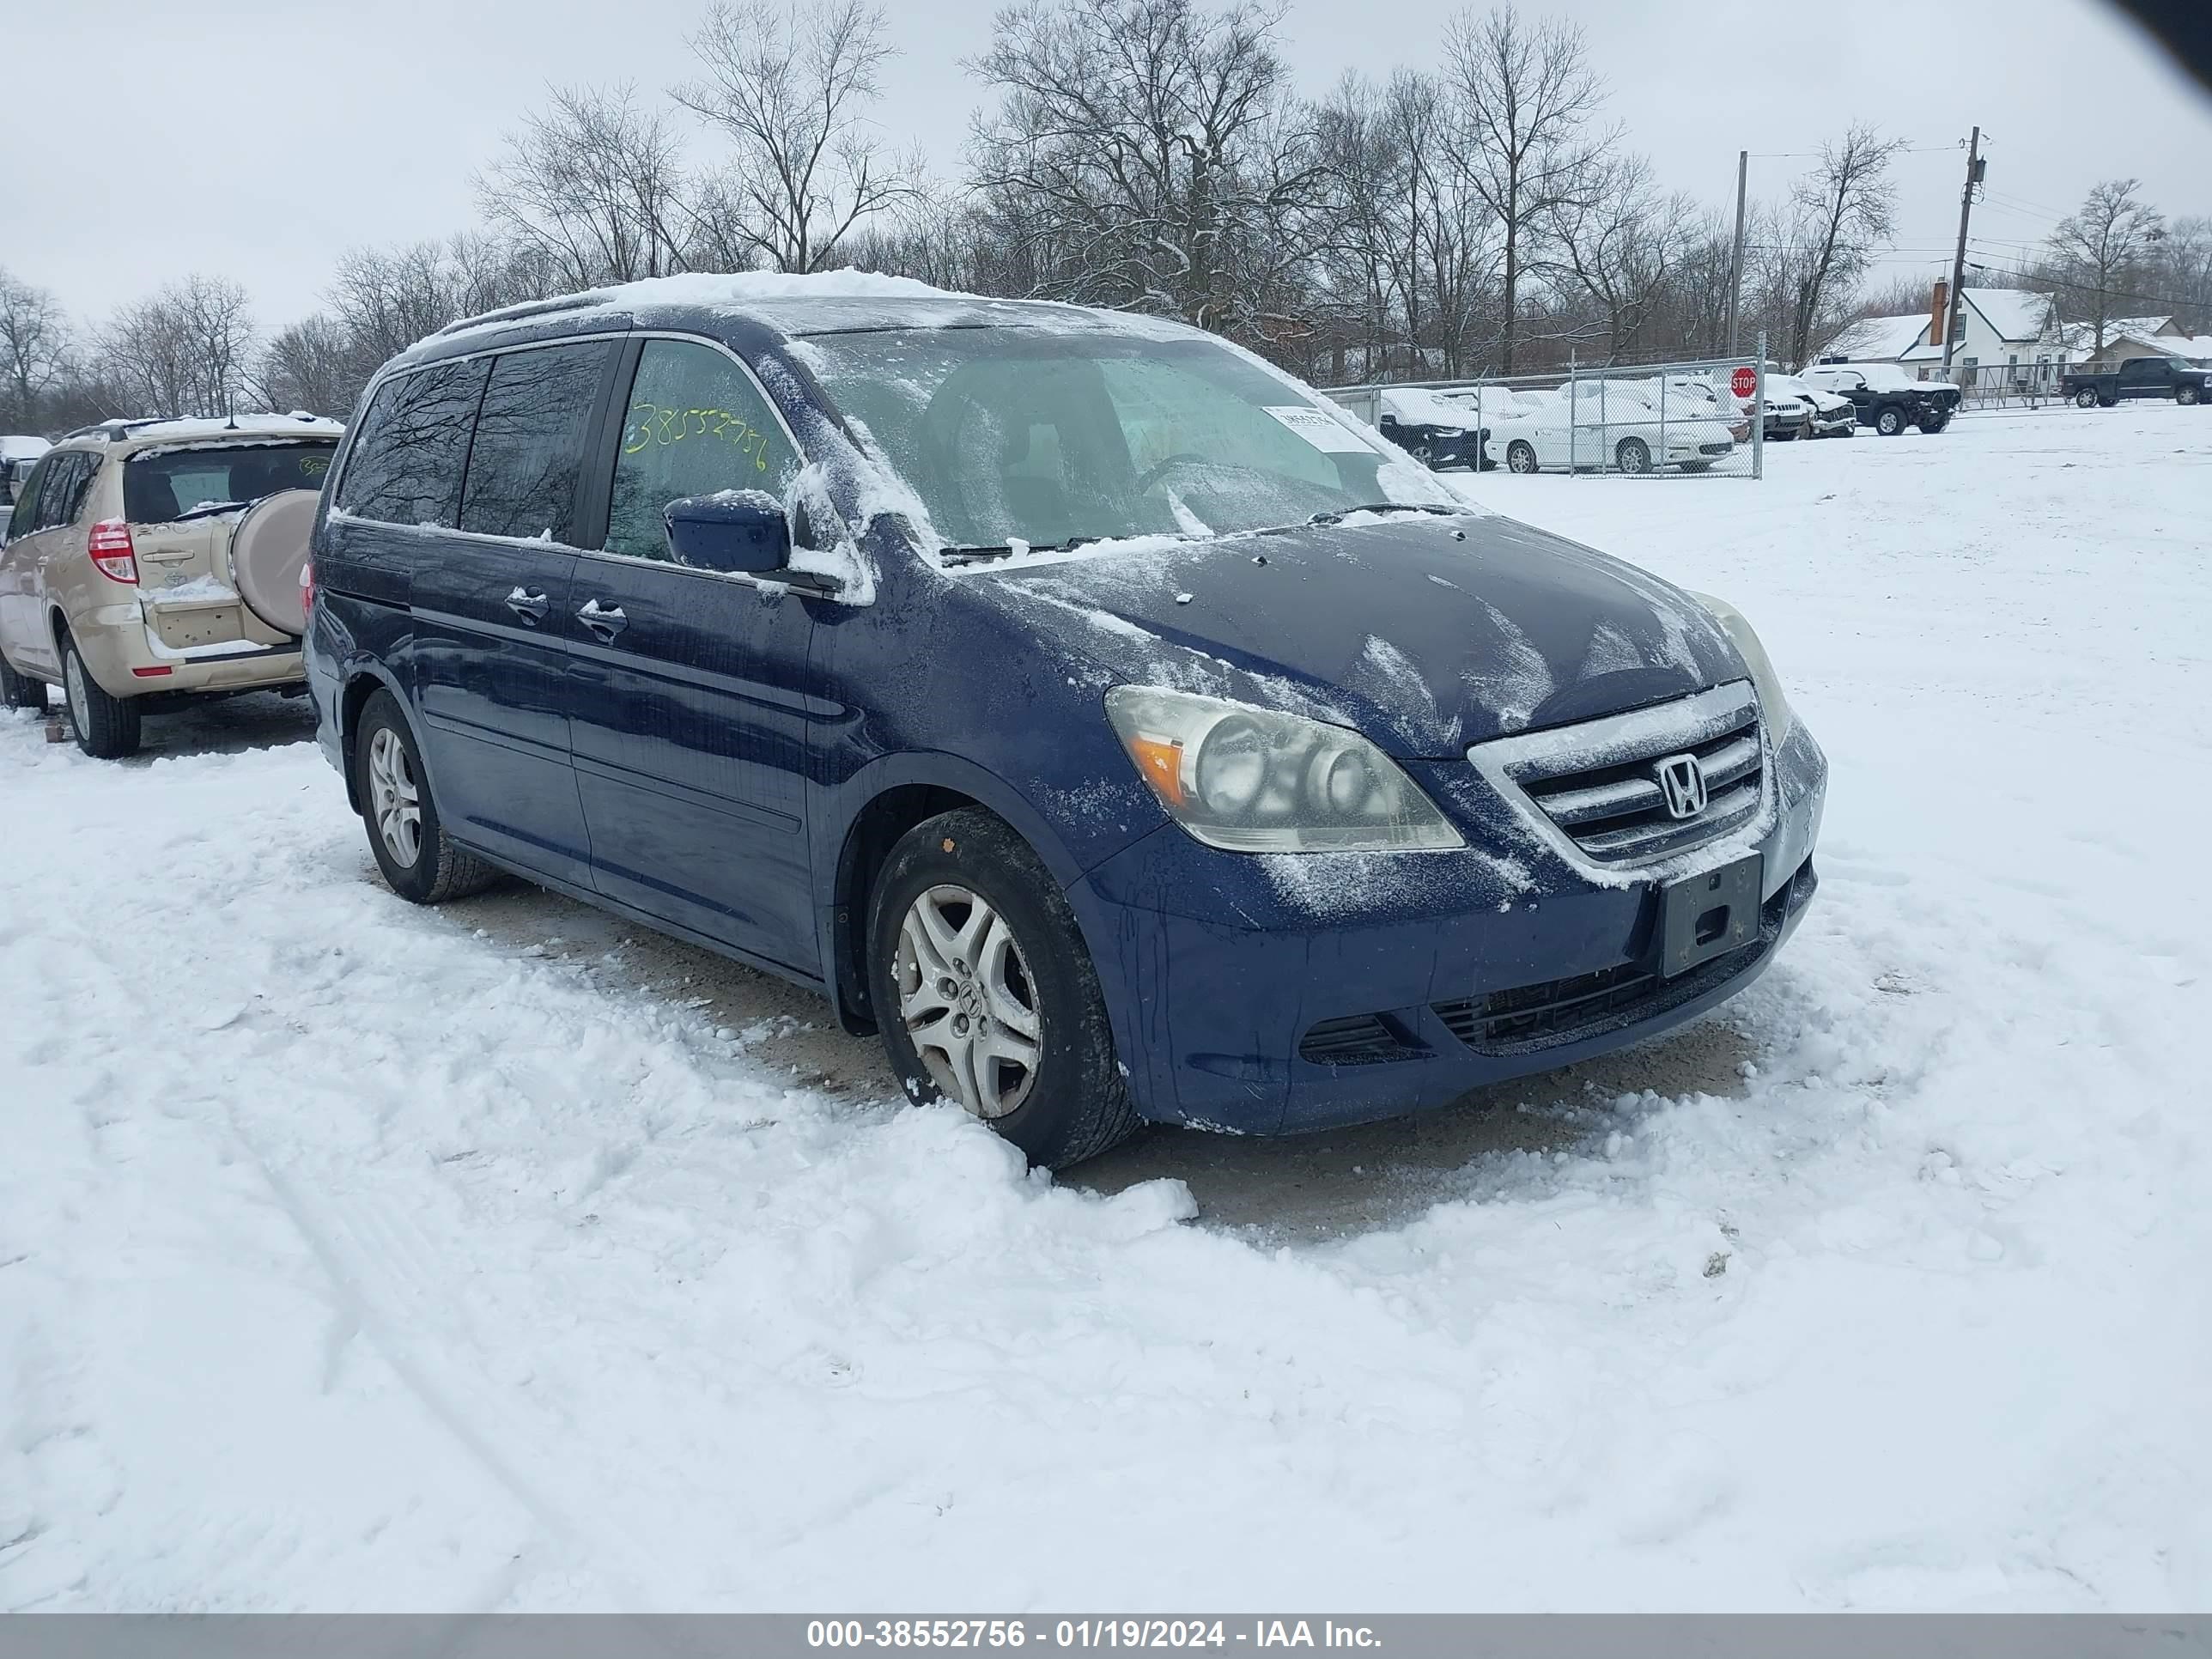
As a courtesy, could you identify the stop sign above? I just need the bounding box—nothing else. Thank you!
[1730,365,1758,399]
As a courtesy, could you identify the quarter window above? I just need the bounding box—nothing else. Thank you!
[459,342,615,544]
[336,359,489,529]
[3,454,52,542]
[605,339,798,563]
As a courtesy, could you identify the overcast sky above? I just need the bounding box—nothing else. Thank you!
[4,0,2209,331]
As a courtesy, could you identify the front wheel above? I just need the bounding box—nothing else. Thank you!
[1875,406,1906,436]
[1506,441,1539,475]
[0,654,46,713]
[1613,437,1650,474]
[61,636,141,759]
[2179,385,2202,406]
[1922,411,1951,433]
[352,690,498,903]
[868,808,1139,1170]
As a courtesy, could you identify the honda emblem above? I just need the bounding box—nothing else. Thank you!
[1656,753,1707,819]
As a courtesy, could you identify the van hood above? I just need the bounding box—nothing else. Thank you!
[974,514,1746,757]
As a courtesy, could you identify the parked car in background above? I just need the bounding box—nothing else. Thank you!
[0,414,338,755]
[305,276,1823,1170]
[1485,382,1740,474]
[1378,386,1485,470]
[1802,362,1959,434]
[1764,371,1856,438]
[2061,356,2209,408]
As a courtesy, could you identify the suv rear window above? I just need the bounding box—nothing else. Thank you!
[125,441,337,524]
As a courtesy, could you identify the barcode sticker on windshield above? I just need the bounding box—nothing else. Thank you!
[1263,405,1373,453]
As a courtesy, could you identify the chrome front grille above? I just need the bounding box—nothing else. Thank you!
[1468,682,1766,867]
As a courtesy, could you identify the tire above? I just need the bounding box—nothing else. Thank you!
[867,807,1139,1170]
[1922,411,1951,434]
[1613,436,1650,474]
[2075,387,2099,409]
[1875,405,1906,437]
[60,635,141,759]
[2099,393,2118,408]
[2179,385,2202,406]
[1409,440,1437,467]
[352,690,498,903]
[1506,441,1539,475]
[0,653,46,713]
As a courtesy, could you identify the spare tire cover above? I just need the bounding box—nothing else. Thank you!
[228,489,318,636]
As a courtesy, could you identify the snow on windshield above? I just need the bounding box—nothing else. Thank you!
[799,328,1457,561]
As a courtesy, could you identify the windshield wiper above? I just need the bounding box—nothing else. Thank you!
[940,536,1098,566]
[1304,502,1465,526]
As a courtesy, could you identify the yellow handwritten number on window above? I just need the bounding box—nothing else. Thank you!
[623,402,773,472]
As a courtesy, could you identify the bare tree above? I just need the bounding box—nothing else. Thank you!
[99,276,257,419]
[676,0,921,273]
[1542,155,1694,362]
[0,269,71,429]
[1759,125,1904,368]
[1443,3,1610,374]
[969,0,1323,338]
[2148,214,2212,332]
[2046,179,2166,354]
[479,83,696,289]
[328,232,560,364]
[254,314,374,419]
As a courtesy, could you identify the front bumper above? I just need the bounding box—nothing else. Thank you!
[1069,720,1827,1134]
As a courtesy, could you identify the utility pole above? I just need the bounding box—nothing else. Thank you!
[1724,149,1748,359]
[1942,127,1984,371]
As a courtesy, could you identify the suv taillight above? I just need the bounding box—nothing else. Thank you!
[300,556,315,617]
[88,520,138,584]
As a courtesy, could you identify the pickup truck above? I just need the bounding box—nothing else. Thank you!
[1802,362,1960,435]
[2062,356,2209,408]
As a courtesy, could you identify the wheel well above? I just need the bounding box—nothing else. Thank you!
[831,784,981,1034]
[48,607,69,656]
[337,673,386,810]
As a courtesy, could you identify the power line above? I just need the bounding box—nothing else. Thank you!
[1962,260,2203,315]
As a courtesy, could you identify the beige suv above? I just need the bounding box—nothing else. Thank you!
[0,414,341,757]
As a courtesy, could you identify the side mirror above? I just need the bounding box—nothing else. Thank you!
[663,491,789,574]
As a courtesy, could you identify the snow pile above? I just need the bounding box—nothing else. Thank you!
[3,404,2209,1612]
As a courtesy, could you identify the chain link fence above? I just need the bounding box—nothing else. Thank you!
[1328,345,1772,480]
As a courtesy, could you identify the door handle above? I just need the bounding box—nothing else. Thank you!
[505,586,550,624]
[577,598,628,641]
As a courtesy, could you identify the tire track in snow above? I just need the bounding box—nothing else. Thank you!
[229,1126,658,1613]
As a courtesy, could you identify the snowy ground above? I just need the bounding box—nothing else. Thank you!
[3,403,2209,1611]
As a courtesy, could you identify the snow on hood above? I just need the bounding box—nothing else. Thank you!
[1381,387,1481,427]
[972,514,1742,756]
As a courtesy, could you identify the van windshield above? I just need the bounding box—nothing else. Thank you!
[798,328,1450,556]
[125,440,337,524]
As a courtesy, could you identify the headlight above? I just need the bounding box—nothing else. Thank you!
[1104,686,1463,853]
[1686,592,1794,747]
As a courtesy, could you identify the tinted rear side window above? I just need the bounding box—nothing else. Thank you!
[459,342,615,544]
[336,358,489,529]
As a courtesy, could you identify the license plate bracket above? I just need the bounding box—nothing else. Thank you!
[1659,854,1764,978]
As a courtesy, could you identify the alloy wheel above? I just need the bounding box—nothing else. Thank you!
[366,726,423,868]
[894,883,1042,1120]
[64,651,88,742]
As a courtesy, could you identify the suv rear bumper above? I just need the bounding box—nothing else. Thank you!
[67,599,302,698]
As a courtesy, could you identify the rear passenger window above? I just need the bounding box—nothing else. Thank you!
[605,339,799,563]
[460,342,614,544]
[337,359,488,529]
[4,455,52,541]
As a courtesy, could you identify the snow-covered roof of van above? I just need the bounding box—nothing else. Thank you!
[421,270,1203,355]
[1,434,50,462]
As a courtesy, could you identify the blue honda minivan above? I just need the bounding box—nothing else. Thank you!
[304,276,1826,1168]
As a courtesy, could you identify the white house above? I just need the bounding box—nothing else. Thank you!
[2053,314,2212,371]
[1823,287,2063,388]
